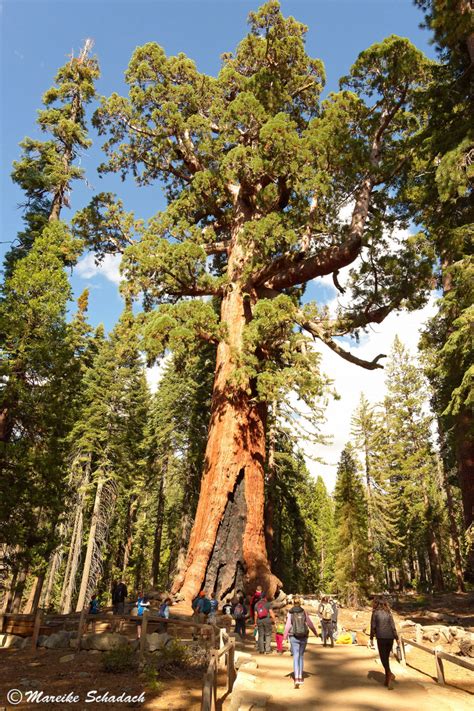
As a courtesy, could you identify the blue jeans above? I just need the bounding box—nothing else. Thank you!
[289,635,307,679]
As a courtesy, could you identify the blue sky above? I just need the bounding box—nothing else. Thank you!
[1,0,435,330]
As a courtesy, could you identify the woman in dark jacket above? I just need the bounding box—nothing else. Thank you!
[370,598,399,689]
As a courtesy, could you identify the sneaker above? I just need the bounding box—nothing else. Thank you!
[299,678,304,684]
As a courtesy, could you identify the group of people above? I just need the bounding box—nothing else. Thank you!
[191,587,399,691]
[88,581,172,639]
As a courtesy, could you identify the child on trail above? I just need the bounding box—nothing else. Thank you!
[275,612,286,654]
[158,597,171,632]
[370,598,399,690]
[318,596,334,647]
[233,596,247,638]
[283,595,318,688]
[89,594,100,615]
[254,594,275,654]
[208,593,219,624]
[135,592,150,639]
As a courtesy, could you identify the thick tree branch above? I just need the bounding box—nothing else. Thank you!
[203,240,231,255]
[300,317,386,370]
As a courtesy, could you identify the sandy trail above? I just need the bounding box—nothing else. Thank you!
[241,638,474,711]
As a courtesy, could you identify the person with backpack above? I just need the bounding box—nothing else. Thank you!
[208,592,219,624]
[318,596,334,647]
[111,579,127,615]
[254,594,275,654]
[233,596,247,638]
[370,598,399,690]
[135,592,150,639]
[157,596,171,632]
[283,595,318,688]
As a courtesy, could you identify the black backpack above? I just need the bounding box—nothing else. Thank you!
[291,609,309,639]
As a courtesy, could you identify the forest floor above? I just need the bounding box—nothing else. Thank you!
[0,593,473,710]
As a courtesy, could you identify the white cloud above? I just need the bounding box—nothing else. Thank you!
[304,296,438,492]
[75,253,122,284]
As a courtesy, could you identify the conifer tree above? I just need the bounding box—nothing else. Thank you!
[351,394,401,586]
[382,337,446,591]
[409,0,473,581]
[85,1,435,599]
[59,308,149,612]
[333,444,369,604]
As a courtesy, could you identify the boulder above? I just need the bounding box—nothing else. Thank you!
[43,631,74,649]
[459,634,474,658]
[234,651,253,669]
[59,654,75,663]
[0,633,27,649]
[424,611,445,621]
[422,625,453,644]
[400,620,416,629]
[230,689,270,711]
[81,632,129,651]
[239,661,259,672]
[146,632,172,652]
[233,670,259,691]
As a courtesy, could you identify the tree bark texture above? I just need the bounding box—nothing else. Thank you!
[172,287,279,601]
[76,479,104,611]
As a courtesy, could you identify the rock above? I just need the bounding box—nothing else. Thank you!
[449,626,466,639]
[69,637,79,649]
[234,651,253,669]
[422,625,453,644]
[424,611,445,621]
[81,632,129,651]
[230,689,270,711]
[0,633,27,649]
[233,671,259,691]
[400,620,416,629]
[59,654,75,663]
[146,632,172,652]
[459,634,474,658]
[43,630,74,649]
[239,661,259,672]
[18,678,40,689]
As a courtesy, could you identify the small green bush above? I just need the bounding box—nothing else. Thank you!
[142,665,163,693]
[101,645,138,674]
[158,639,189,668]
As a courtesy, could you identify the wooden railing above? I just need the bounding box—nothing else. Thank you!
[400,635,474,686]
[1,609,219,664]
[201,638,236,711]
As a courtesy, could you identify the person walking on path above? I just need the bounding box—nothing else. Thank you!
[330,597,338,641]
[283,596,318,688]
[112,579,127,615]
[135,592,150,639]
[254,594,275,654]
[319,596,334,647]
[370,598,399,690]
[208,592,218,624]
[233,596,247,638]
[275,612,286,654]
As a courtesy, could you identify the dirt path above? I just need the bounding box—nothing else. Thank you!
[243,638,474,711]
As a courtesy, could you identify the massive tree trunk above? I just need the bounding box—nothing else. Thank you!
[151,472,166,587]
[264,404,277,565]
[172,287,279,601]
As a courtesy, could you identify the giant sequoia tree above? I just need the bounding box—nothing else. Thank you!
[89,2,435,600]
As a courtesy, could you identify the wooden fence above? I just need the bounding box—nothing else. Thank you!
[1,609,219,665]
[400,635,474,686]
[201,638,236,711]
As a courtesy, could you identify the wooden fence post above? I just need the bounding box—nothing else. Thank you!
[434,647,445,685]
[77,608,87,650]
[415,624,423,645]
[399,637,407,666]
[139,611,148,667]
[31,609,43,653]
[227,643,236,693]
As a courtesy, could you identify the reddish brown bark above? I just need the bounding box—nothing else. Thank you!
[171,287,280,601]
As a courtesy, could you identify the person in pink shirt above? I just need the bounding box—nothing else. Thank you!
[283,596,318,688]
